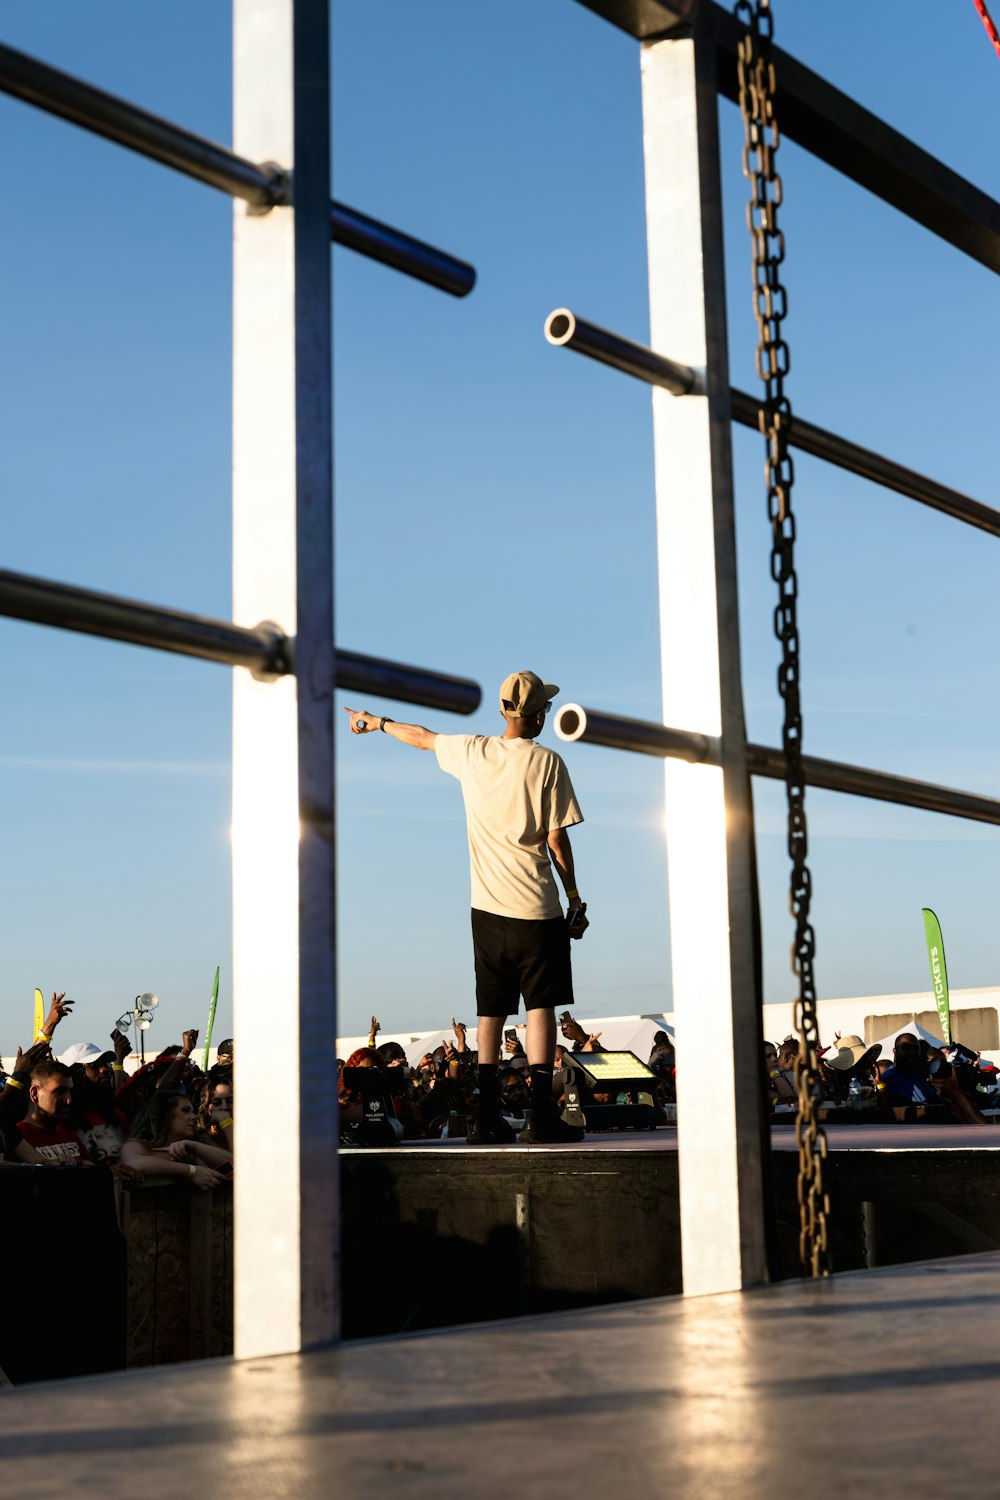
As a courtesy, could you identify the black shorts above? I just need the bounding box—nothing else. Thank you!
[471,908,574,1018]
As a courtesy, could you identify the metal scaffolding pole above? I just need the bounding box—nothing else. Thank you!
[641,20,768,1294]
[232,0,337,1357]
[0,566,482,714]
[544,317,1000,540]
[555,704,1000,828]
[0,41,474,298]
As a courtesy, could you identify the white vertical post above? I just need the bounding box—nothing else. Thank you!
[641,22,769,1294]
[232,0,338,1357]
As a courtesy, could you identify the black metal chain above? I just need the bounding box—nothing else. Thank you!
[734,0,830,1278]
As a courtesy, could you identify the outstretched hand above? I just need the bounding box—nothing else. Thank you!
[344,706,379,735]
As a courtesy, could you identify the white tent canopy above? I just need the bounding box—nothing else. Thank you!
[869,1019,947,1057]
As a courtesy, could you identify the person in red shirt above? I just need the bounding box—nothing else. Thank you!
[17,1060,91,1165]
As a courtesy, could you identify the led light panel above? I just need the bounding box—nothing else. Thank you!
[567,1050,656,1081]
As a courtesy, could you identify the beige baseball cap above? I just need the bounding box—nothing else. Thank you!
[498,670,559,719]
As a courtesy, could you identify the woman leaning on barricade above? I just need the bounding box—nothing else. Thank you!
[120,1091,232,1190]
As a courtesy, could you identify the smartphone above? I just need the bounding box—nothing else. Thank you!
[559,1011,573,1026]
[567,903,588,933]
[504,1028,517,1045]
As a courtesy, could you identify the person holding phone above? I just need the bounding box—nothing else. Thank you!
[345,669,588,1144]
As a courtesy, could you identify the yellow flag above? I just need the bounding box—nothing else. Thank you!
[33,988,44,1037]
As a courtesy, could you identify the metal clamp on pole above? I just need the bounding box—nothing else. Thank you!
[544,309,696,395]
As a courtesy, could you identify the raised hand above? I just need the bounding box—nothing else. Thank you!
[42,992,73,1036]
[15,1038,53,1076]
[181,1029,199,1056]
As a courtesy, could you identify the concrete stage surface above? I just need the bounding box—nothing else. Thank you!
[2,1251,999,1498]
[377,1121,1000,1152]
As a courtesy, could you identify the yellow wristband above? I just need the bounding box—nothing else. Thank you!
[6,1077,24,1091]
[217,1116,234,1130]
[566,889,579,900]
[34,1033,51,1044]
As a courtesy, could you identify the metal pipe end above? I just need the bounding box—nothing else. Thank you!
[554,703,587,742]
[544,308,576,346]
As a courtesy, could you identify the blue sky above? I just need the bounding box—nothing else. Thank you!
[1,1,998,1053]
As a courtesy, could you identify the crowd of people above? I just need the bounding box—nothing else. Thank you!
[3,992,993,1170]
[338,1014,677,1142]
[765,1029,999,1123]
[0,992,234,1183]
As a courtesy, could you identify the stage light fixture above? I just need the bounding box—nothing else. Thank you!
[565,1050,657,1083]
[561,1050,665,1133]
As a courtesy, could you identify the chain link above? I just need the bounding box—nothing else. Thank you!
[734,0,830,1278]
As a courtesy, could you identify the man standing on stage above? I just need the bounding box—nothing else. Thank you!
[345,670,588,1144]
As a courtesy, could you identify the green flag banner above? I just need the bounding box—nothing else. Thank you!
[921,907,951,1045]
[202,966,221,1072]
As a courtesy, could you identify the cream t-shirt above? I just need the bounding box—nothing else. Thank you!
[434,734,583,920]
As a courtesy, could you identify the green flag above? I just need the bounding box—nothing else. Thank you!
[202,966,221,1071]
[921,908,951,1045]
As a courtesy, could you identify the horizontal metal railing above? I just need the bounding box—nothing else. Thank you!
[0,42,475,298]
[544,309,695,395]
[544,311,1000,540]
[728,392,1000,540]
[0,568,481,715]
[577,0,1000,278]
[555,704,1000,828]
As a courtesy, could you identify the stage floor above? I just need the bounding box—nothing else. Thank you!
[364,1121,1000,1152]
[2,1251,999,1497]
